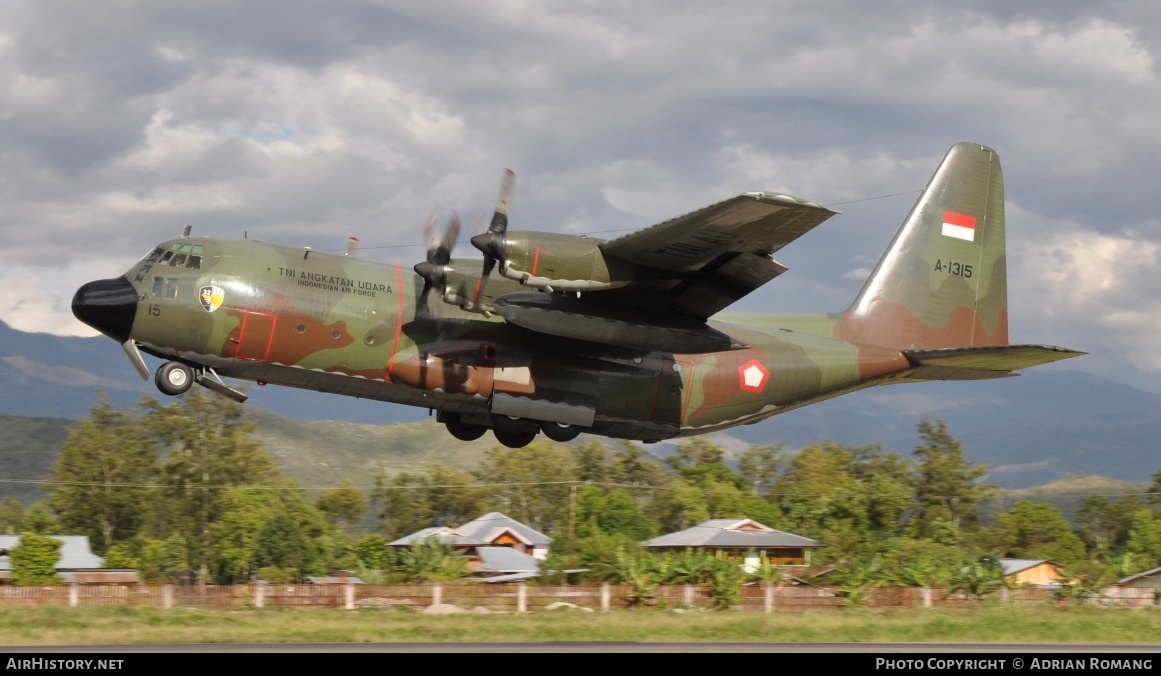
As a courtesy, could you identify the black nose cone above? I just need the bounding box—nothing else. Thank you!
[72,277,138,343]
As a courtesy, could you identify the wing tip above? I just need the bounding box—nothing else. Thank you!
[745,191,838,214]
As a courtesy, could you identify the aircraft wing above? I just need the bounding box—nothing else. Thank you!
[595,192,838,319]
[601,192,838,271]
[487,192,837,352]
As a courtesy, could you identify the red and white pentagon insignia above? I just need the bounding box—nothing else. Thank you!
[738,359,769,393]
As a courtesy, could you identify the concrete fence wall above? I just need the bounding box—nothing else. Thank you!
[0,583,1154,611]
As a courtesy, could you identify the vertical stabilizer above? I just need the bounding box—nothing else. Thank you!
[835,142,1008,350]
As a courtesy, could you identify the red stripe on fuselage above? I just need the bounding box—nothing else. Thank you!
[677,359,695,423]
[385,264,405,380]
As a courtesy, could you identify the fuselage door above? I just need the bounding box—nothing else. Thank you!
[235,311,277,362]
[651,357,695,426]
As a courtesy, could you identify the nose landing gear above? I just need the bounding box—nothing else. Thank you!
[155,361,194,396]
[153,361,249,403]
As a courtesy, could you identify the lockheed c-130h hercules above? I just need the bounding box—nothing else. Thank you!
[73,142,1082,448]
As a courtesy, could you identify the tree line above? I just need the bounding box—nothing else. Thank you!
[2,391,1160,590]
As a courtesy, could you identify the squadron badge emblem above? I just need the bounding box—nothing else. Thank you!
[199,285,224,312]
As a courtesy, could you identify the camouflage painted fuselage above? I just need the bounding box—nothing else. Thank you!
[79,143,1081,444]
[124,236,912,442]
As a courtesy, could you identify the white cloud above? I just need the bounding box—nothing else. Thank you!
[0,274,95,336]
[1008,202,1161,386]
[0,1,1160,393]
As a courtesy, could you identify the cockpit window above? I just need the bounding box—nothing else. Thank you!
[151,275,181,299]
[172,253,188,268]
[144,247,164,263]
[186,255,202,269]
[134,264,152,284]
[160,250,175,265]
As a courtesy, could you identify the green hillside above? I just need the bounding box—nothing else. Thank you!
[0,409,1148,521]
[0,408,591,502]
[0,415,75,504]
[242,408,521,492]
[998,474,1148,519]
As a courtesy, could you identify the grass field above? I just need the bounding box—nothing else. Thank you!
[0,605,1158,646]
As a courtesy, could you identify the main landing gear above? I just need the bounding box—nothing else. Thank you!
[541,422,581,442]
[442,412,488,441]
[439,411,586,448]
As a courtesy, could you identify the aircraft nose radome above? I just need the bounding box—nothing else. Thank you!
[71,276,138,343]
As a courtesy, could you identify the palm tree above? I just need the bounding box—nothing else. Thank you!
[705,551,746,610]
[600,546,659,607]
[833,556,885,608]
[394,539,470,583]
[949,555,1005,601]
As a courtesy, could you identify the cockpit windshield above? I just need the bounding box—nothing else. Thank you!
[135,243,206,286]
[143,243,204,269]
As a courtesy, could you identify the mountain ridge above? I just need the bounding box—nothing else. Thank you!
[1,319,1156,487]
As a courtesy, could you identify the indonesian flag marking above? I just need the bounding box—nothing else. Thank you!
[942,211,976,241]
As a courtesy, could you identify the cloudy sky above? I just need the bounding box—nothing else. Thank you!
[2,1,1159,391]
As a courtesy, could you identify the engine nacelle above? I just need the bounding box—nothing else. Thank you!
[497,232,631,292]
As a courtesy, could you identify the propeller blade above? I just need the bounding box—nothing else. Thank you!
[416,211,459,321]
[422,215,439,262]
[432,213,460,266]
[416,278,433,319]
[488,169,515,235]
[469,169,515,310]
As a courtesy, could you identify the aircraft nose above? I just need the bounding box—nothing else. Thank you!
[71,276,139,343]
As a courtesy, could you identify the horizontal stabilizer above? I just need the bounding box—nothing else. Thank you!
[902,345,1086,381]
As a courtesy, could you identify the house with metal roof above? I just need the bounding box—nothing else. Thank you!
[997,559,1068,588]
[643,518,823,569]
[1116,566,1161,589]
[0,535,140,584]
[389,512,552,561]
[471,546,542,583]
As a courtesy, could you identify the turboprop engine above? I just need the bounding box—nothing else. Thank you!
[472,231,632,293]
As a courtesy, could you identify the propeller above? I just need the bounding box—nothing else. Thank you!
[469,168,515,311]
[413,213,460,318]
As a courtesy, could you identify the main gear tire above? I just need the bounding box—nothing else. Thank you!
[491,414,537,436]
[493,427,538,448]
[443,412,488,441]
[541,422,582,442]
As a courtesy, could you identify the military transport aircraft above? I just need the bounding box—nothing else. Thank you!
[72,142,1082,448]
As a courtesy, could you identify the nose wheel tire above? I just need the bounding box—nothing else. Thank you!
[493,427,538,448]
[541,422,582,442]
[155,361,194,396]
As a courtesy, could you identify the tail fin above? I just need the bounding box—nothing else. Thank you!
[835,142,1008,350]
